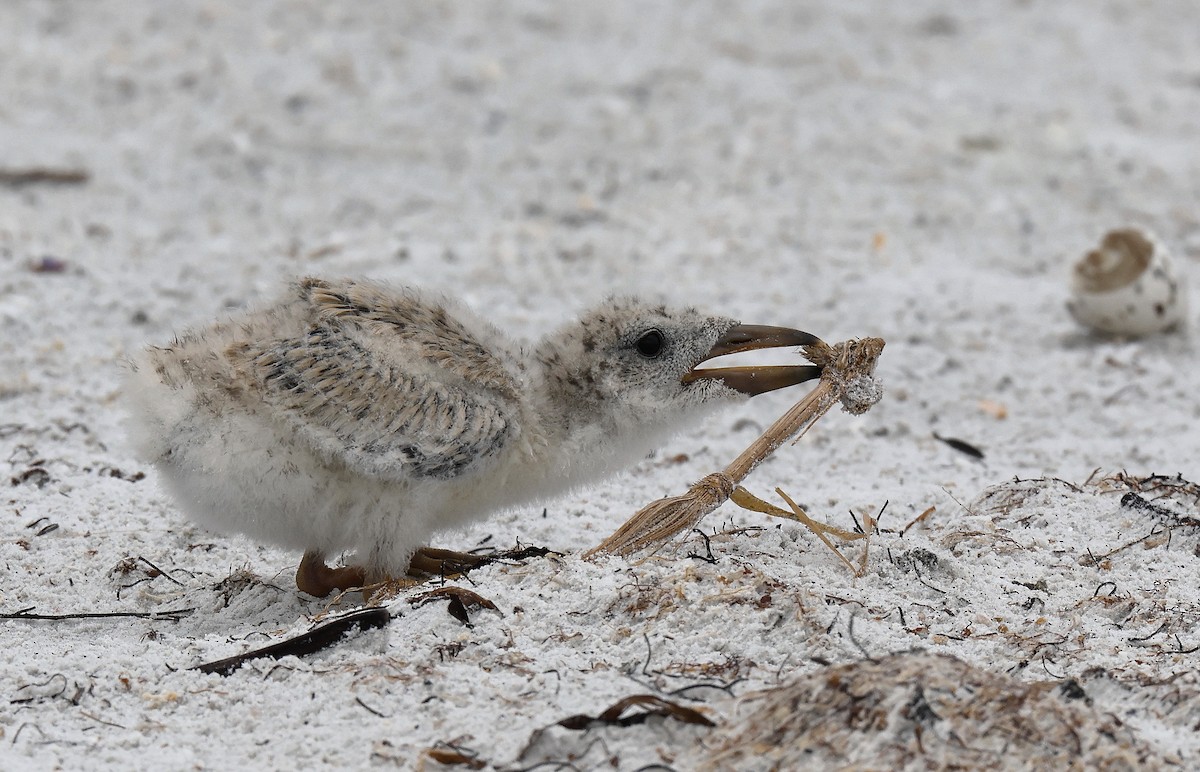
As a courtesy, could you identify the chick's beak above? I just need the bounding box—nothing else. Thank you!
[682,324,824,396]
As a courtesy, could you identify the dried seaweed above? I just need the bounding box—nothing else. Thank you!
[421,745,486,769]
[192,608,390,676]
[932,432,985,460]
[700,651,1163,770]
[410,587,501,627]
[1120,492,1200,529]
[1,606,194,622]
[0,167,90,187]
[556,694,716,730]
[731,486,873,577]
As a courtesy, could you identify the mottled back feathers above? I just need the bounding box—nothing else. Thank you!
[233,279,521,480]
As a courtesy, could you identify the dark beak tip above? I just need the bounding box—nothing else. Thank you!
[709,324,823,359]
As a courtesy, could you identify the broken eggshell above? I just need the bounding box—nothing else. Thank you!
[1067,228,1187,337]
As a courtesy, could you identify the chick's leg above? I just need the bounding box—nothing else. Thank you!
[367,548,488,602]
[406,547,488,578]
[295,550,367,597]
[296,547,489,599]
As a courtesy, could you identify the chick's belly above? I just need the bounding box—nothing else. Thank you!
[155,417,386,555]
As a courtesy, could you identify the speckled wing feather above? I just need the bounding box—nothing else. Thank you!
[242,279,519,481]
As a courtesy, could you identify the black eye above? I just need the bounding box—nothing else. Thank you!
[635,329,665,358]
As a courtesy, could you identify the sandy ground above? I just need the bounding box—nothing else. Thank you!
[2,1,1200,769]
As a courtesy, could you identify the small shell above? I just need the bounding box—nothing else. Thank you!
[1066,228,1187,337]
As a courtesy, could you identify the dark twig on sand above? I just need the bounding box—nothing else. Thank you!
[0,167,90,186]
[192,608,391,676]
[0,607,195,622]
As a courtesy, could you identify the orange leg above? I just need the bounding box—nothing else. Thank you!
[406,547,487,578]
[296,547,492,598]
[295,551,367,597]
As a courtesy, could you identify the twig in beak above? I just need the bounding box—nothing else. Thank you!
[587,336,885,560]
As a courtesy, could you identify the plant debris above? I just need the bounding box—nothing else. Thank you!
[11,466,52,488]
[588,336,884,558]
[471,544,560,564]
[0,167,90,187]
[1120,492,1200,529]
[556,694,716,730]
[932,432,985,460]
[0,607,195,622]
[409,587,501,627]
[25,516,59,537]
[420,744,486,769]
[192,608,390,676]
[699,651,1163,770]
[731,486,873,576]
[29,256,70,274]
[901,505,937,535]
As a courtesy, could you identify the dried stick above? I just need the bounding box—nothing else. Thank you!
[0,167,90,187]
[733,486,873,576]
[587,337,885,558]
[192,608,390,676]
[1,606,195,622]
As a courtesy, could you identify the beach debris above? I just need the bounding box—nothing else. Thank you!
[1067,228,1187,337]
[588,336,885,558]
[24,516,59,536]
[409,586,501,627]
[1120,491,1200,529]
[512,693,716,769]
[11,466,51,488]
[977,398,1008,419]
[0,606,194,622]
[0,167,89,187]
[419,744,486,769]
[192,607,390,676]
[732,486,874,576]
[1094,471,1200,506]
[556,694,716,730]
[29,256,69,274]
[698,651,1163,770]
[932,432,985,460]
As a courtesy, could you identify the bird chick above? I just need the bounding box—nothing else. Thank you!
[125,277,821,596]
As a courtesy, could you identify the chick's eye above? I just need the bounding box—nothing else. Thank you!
[635,329,665,358]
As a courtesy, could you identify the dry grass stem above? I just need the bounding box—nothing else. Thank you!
[732,486,871,577]
[901,505,937,535]
[586,473,735,561]
[587,336,885,558]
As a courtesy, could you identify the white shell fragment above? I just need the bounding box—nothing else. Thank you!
[1067,228,1187,337]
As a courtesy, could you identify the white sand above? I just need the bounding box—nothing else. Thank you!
[2,1,1199,768]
